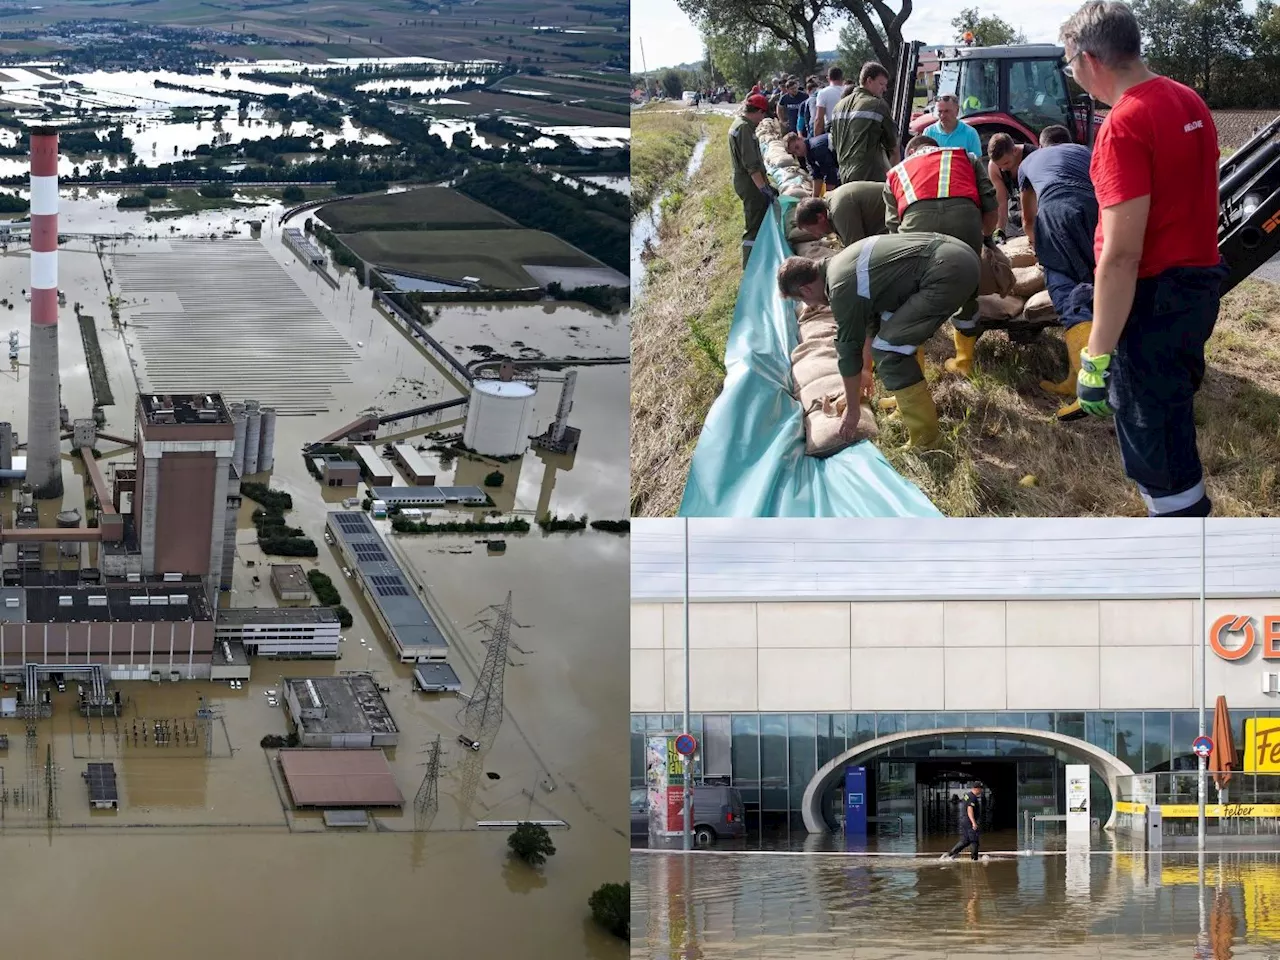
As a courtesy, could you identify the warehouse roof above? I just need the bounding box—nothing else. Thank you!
[370,486,489,506]
[278,749,404,808]
[216,606,338,626]
[24,585,212,623]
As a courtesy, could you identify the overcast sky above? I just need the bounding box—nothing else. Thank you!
[631,519,1280,600]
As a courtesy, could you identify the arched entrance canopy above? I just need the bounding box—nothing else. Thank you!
[800,726,1135,833]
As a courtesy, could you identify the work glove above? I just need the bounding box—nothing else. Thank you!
[991,228,1006,244]
[1076,347,1114,418]
[759,183,779,201]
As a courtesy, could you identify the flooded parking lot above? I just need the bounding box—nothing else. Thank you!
[633,848,1280,958]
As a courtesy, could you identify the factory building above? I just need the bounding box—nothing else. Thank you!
[269,564,312,603]
[0,583,214,680]
[370,485,489,508]
[325,511,449,662]
[463,377,536,457]
[282,674,399,748]
[133,394,235,598]
[228,399,277,479]
[352,444,394,486]
[283,227,326,266]
[313,454,360,487]
[390,443,435,486]
[215,607,340,659]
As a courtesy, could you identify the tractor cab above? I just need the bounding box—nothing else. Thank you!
[906,43,1099,154]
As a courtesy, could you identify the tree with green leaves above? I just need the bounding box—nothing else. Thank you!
[836,19,883,74]
[677,0,831,72]
[660,69,684,99]
[589,882,630,940]
[703,21,790,90]
[950,7,1023,46]
[508,821,557,867]
[830,0,913,87]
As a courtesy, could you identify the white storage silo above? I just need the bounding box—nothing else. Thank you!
[244,399,261,476]
[463,379,536,457]
[258,406,276,473]
[229,402,247,476]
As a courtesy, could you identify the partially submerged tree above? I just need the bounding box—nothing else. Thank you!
[508,821,557,867]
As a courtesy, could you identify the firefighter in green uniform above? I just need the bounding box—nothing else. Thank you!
[828,62,900,184]
[728,93,779,267]
[793,182,886,246]
[777,234,980,450]
[884,135,998,376]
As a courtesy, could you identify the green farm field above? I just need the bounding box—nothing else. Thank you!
[317,188,518,232]
[424,90,624,127]
[340,228,604,289]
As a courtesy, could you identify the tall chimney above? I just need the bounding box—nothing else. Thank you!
[26,126,61,499]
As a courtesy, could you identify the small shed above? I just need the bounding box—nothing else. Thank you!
[84,762,119,809]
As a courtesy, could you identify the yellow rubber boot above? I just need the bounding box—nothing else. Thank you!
[891,379,942,451]
[1040,321,1092,422]
[878,355,924,413]
[943,330,979,376]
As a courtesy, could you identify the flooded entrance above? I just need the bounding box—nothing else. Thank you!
[633,848,1280,958]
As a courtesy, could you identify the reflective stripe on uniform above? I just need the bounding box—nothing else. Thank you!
[937,149,954,198]
[953,308,981,332]
[743,240,755,247]
[893,164,918,206]
[856,235,880,299]
[1143,480,1206,515]
[881,311,893,321]
[871,335,916,355]
[887,147,979,217]
[832,108,885,123]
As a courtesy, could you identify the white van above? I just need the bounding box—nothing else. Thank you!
[681,91,697,105]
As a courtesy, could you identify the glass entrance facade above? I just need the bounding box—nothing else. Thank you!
[631,709,1280,829]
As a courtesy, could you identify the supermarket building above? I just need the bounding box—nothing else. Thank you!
[630,593,1280,834]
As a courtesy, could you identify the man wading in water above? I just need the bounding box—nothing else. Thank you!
[942,783,983,861]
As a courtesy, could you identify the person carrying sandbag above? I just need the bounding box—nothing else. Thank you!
[776,233,981,451]
[728,93,778,268]
[884,136,999,376]
[1016,123,1100,421]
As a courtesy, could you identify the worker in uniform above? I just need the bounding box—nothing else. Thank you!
[784,131,840,197]
[728,93,779,268]
[942,784,983,861]
[986,132,1037,241]
[1016,123,1100,421]
[884,135,998,376]
[793,182,886,244]
[828,62,900,184]
[776,232,981,450]
[1062,0,1226,517]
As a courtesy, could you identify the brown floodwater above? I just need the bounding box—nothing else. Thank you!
[632,848,1280,959]
[0,196,629,957]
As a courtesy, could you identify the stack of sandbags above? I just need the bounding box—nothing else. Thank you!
[757,118,783,140]
[756,120,812,198]
[764,139,798,170]
[978,294,1025,320]
[793,238,838,261]
[1024,290,1057,321]
[995,235,1061,324]
[1000,235,1038,268]
[1011,263,1045,298]
[791,304,877,457]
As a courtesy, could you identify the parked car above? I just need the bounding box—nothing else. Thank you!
[630,784,746,847]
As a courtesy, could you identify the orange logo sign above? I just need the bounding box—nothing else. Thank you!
[1210,614,1280,660]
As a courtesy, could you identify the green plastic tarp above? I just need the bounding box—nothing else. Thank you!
[678,197,941,517]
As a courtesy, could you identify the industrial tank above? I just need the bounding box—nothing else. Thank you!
[229,402,247,477]
[243,399,261,476]
[463,379,536,457]
[258,406,277,473]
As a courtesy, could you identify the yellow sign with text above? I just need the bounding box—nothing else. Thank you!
[1159,803,1280,818]
[1244,717,1280,772]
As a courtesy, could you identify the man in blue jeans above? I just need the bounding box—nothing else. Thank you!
[1064,0,1226,517]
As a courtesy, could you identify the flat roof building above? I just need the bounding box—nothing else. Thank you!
[269,564,312,603]
[352,444,393,486]
[282,674,399,748]
[215,606,340,659]
[278,749,404,808]
[83,762,119,810]
[370,486,489,507]
[325,511,449,662]
[390,443,435,485]
[316,456,360,487]
[413,662,463,693]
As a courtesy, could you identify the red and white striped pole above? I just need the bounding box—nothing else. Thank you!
[26,125,62,498]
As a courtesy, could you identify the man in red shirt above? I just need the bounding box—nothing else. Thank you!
[1062,0,1227,517]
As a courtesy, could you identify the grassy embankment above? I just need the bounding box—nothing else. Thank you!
[631,107,740,516]
[632,109,1280,517]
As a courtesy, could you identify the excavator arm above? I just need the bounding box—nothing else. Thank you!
[1218,114,1280,295]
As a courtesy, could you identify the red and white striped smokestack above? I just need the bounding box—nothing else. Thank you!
[26,125,62,499]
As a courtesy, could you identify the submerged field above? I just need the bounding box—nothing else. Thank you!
[318,188,517,232]
[423,89,625,128]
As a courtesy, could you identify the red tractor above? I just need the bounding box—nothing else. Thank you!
[900,42,1103,155]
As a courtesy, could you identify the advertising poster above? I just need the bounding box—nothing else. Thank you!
[1066,764,1091,833]
[1133,774,1156,808]
[646,736,671,839]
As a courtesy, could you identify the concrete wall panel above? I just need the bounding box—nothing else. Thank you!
[1100,599,1195,647]
[759,648,852,711]
[664,602,757,648]
[850,648,944,710]
[757,602,850,648]
[631,649,666,712]
[664,649,758,712]
[1006,600,1100,647]
[943,647,1007,709]
[1100,645,1192,708]
[943,601,1006,647]
[850,602,944,648]
[631,603,664,649]
[1006,647,1100,708]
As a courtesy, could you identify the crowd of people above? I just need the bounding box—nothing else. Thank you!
[726,0,1226,518]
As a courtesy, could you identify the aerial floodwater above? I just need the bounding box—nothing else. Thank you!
[633,845,1280,958]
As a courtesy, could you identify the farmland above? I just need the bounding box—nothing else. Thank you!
[422,90,626,128]
[317,188,518,232]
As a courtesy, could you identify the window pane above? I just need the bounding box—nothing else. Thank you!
[1057,712,1085,741]
[1087,712,1115,755]
[936,712,964,730]
[817,713,845,768]
[703,715,732,778]
[966,713,997,727]
[959,59,998,116]
[1172,712,1199,771]
[1115,712,1143,771]
[851,714,876,746]
[631,715,645,734]
[995,712,1027,728]
[631,732,645,786]
[1144,712,1172,773]
[731,714,759,797]
[904,713,934,731]
[645,715,665,733]
[789,714,817,811]
[878,713,905,736]
[691,715,704,738]
[760,714,788,811]
[1026,712,1054,732]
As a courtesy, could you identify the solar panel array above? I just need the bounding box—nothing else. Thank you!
[334,513,369,534]
[352,542,389,563]
[369,574,410,597]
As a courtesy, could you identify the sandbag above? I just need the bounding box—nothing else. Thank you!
[1024,289,1058,321]
[797,370,846,411]
[791,336,837,387]
[979,242,1015,297]
[765,142,799,170]
[793,239,837,261]
[756,119,783,141]
[798,317,838,342]
[781,183,808,199]
[805,398,878,457]
[1000,235,1038,268]
[797,302,833,323]
[1011,264,1045,299]
[978,294,1025,320]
